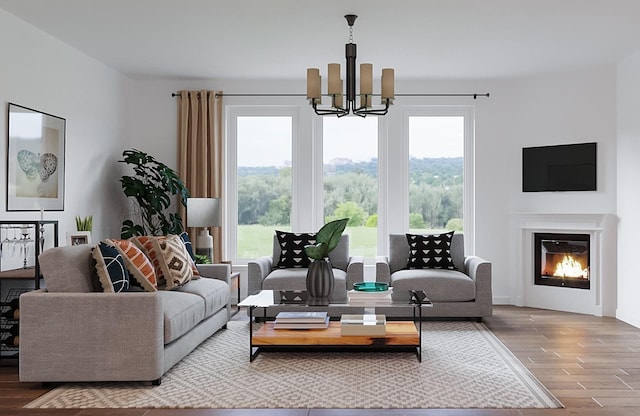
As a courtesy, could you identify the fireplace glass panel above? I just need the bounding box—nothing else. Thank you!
[534,233,590,289]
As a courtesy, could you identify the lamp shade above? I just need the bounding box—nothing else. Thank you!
[187,198,221,228]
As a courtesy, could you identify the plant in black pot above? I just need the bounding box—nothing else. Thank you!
[304,218,348,305]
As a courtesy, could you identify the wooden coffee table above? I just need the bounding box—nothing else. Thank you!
[238,290,431,362]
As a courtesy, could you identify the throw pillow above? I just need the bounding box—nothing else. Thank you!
[275,231,316,268]
[91,241,131,293]
[178,231,201,277]
[132,235,198,289]
[406,231,456,270]
[179,231,196,261]
[150,234,195,290]
[105,238,158,292]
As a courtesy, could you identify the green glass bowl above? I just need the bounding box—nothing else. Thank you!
[353,282,389,292]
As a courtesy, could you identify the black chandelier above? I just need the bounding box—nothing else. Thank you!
[306,14,394,117]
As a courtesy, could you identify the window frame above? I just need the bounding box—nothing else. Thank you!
[226,106,300,263]
[225,104,474,263]
[401,106,475,255]
[319,116,381,260]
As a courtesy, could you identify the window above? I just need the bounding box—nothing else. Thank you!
[408,116,465,234]
[323,117,378,257]
[235,115,292,259]
[226,105,473,263]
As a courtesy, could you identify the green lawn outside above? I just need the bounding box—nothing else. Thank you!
[237,225,460,260]
[238,224,378,259]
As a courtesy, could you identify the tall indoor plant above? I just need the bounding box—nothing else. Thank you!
[304,218,349,304]
[119,148,190,238]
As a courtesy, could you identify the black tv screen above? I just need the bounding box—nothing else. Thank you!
[522,142,597,192]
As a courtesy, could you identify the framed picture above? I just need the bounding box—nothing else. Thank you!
[6,103,66,211]
[67,231,91,246]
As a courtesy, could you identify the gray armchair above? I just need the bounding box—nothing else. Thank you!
[248,234,364,317]
[376,233,492,320]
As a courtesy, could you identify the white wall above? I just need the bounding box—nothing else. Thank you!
[0,9,130,252]
[616,49,640,328]
[502,66,619,308]
[507,66,617,214]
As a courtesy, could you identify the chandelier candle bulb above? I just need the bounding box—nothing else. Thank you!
[306,68,321,101]
[360,63,373,107]
[334,80,344,108]
[328,63,341,96]
[381,68,395,101]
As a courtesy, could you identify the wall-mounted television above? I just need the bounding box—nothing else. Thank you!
[522,142,597,192]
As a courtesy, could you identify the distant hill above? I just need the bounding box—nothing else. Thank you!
[239,157,463,186]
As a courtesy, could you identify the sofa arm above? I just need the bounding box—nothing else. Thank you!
[375,256,391,284]
[19,289,164,382]
[465,256,492,311]
[196,263,231,284]
[248,256,273,295]
[346,256,364,288]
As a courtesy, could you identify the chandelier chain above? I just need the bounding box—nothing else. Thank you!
[349,25,354,43]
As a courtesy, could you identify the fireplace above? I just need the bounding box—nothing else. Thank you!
[511,213,616,316]
[534,233,590,290]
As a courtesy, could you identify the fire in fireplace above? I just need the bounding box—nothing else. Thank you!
[534,233,590,289]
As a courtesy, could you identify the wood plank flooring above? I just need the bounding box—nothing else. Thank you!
[1,305,640,415]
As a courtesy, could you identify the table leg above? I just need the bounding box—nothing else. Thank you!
[417,303,422,362]
[248,305,258,362]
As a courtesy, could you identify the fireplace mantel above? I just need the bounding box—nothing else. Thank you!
[509,213,617,316]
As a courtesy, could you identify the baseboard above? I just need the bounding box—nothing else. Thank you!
[492,296,512,305]
[616,307,640,329]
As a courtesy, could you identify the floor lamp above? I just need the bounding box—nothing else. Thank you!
[186,198,221,263]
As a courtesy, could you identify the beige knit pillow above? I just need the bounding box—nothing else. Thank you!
[132,235,194,290]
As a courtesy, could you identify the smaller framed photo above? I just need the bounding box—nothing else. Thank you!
[67,231,91,246]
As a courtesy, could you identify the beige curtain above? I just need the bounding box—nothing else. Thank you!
[177,90,224,263]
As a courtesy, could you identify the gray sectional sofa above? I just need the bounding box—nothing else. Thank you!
[376,233,492,320]
[19,244,231,385]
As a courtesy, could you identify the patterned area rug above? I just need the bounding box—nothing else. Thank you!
[26,320,562,409]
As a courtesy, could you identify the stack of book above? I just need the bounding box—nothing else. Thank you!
[347,287,393,305]
[340,314,386,336]
[273,311,329,329]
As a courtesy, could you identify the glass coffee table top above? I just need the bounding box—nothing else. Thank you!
[238,289,432,308]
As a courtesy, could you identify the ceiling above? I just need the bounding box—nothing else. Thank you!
[1,0,640,81]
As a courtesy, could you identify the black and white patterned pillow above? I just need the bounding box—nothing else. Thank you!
[178,231,196,262]
[91,241,131,293]
[275,231,316,268]
[406,231,456,270]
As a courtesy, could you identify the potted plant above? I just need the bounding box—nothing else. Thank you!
[75,215,93,232]
[119,148,190,238]
[304,218,349,304]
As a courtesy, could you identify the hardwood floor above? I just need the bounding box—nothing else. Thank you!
[1,305,639,416]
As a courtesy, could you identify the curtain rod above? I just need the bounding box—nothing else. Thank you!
[171,92,490,99]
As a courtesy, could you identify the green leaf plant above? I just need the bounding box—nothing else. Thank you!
[75,215,93,232]
[119,148,190,239]
[303,218,349,260]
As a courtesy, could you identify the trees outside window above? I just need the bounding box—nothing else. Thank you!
[409,116,464,233]
[236,116,292,258]
[323,117,378,258]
